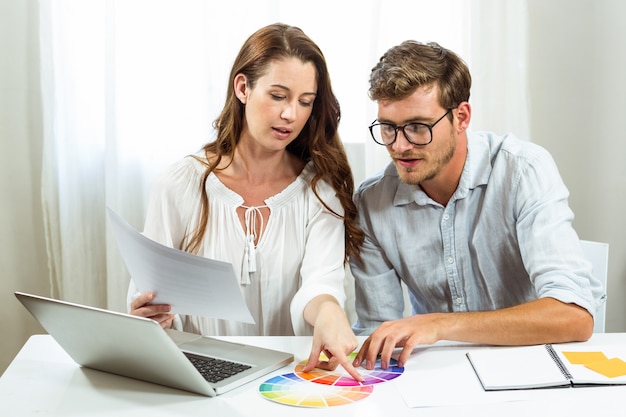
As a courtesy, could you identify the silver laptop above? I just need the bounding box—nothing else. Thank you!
[15,291,293,396]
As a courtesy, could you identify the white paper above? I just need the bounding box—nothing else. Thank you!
[107,207,255,323]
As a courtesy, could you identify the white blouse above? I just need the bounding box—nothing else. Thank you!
[127,155,347,336]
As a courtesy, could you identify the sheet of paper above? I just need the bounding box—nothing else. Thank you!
[107,207,255,324]
[554,346,626,383]
[561,351,607,365]
[584,357,626,378]
[560,349,626,379]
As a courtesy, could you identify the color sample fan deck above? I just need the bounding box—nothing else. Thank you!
[258,373,373,407]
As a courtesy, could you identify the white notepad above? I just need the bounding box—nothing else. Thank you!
[466,344,626,391]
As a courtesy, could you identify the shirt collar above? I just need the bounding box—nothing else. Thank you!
[393,131,492,206]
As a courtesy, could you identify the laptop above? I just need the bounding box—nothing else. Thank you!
[15,291,294,396]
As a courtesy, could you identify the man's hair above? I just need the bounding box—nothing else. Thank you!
[369,41,471,109]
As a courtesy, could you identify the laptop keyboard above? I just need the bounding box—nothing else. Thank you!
[184,352,252,383]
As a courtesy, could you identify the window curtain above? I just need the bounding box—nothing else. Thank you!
[39,0,529,312]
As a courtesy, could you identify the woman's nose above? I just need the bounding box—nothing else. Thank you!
[281,101,297,122]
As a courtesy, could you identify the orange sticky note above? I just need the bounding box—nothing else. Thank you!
[562,351,608,365]
[584,357,626,378]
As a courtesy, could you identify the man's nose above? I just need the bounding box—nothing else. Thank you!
[391,128,414,152]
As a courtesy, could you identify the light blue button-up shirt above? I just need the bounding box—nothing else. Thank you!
[350,131,606,335]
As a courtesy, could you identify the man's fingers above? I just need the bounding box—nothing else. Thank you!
[353,338,370,367]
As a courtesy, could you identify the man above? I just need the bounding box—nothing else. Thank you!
[350,41,605,371]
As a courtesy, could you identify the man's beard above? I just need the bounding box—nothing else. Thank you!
[391,132,456,185]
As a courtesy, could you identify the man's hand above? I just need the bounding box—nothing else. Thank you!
[354,314,442,370]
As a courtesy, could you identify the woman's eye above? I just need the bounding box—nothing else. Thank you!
[270,94,285,101]
[299,100,313,107]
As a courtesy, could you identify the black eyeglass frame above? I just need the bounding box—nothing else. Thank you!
[368,108,453,146]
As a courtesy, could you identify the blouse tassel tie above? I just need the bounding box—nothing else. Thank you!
[241,205,267,285]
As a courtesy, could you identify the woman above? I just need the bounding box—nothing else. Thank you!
[128,23,364,380]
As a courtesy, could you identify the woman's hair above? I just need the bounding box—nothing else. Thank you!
[369,41,471,111]
[186,23,363,263]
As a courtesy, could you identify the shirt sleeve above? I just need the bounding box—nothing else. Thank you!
[289,180,349,336]
[349,179,406,335]
[511,143,606,317]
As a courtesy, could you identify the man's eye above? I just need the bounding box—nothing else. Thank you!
[380,124,396,134]
[406,124,427,134]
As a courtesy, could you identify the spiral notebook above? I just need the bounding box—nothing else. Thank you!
[466,344,626,391]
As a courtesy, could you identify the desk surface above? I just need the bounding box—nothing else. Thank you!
[2,333,625,417]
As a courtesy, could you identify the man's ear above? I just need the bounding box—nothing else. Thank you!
[234,73,248,104]
[455,101,472,131]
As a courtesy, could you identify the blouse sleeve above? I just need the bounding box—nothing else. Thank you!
[142,157,204,249]
[125,156,204,329]
[289,179,348,336]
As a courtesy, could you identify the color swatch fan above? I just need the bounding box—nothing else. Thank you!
[258,372,373,407]
[294,351,404,386]
[258,352,404,407]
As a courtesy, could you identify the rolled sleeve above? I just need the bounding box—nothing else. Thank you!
[513,143,606,317]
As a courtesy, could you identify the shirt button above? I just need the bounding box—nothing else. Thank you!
[448,257,454,264]
[443,214,450,220]
[456,297,463,304]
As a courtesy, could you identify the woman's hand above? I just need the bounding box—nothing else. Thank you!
[130,292,175,329]
[302,295,363,382]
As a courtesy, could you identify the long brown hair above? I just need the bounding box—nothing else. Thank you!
[186,23,363,263]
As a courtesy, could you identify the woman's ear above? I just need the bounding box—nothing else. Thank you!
[234,74,248,104]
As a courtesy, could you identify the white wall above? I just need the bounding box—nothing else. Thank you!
[526,0,626,332]
[2,0,625,374]
[0,0,48,374]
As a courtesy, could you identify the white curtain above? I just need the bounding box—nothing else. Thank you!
[39,0,529,312]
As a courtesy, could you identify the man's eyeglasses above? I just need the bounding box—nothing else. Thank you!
[368,108,453,146]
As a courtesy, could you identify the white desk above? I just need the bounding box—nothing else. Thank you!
[1,333,625,416]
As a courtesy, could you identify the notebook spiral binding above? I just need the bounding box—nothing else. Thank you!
[545,344,574,381]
